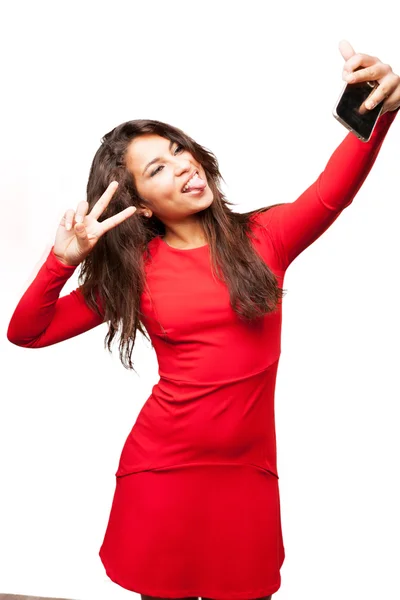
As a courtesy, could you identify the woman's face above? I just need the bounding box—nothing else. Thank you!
[125,134,214,222]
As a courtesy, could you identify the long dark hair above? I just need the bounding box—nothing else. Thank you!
[79,118,286,371]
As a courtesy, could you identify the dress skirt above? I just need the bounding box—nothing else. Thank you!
[99,462,285,599]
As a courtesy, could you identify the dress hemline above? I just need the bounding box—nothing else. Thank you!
[100,552,283,599]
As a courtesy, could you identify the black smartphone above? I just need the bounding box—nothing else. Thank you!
[333,66,384,142]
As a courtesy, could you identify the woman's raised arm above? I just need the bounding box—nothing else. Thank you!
[253,107,398,271]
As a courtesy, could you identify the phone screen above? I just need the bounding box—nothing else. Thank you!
[334,76,384,141]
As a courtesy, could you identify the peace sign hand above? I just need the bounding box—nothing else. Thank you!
[53,181,137,266]
[339,39,400,115]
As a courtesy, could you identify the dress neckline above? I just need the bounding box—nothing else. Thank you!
[158,236,209,252]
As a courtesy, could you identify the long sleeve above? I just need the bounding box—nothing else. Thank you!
[254,108,399,271]
[7,247,105,348]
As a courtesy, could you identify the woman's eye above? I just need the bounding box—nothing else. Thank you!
[150,166,162,177]
[150,144,184,177]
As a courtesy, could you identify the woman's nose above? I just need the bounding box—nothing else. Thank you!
[175,161,192,175]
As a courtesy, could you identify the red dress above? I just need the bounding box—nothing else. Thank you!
[7,109,398,599]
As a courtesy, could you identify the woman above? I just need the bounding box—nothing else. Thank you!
[7,40,400,600]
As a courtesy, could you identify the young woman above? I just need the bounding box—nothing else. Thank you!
[7,40,400,600]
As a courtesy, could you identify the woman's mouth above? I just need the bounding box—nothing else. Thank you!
[182,170,207,193]
[182,187,206,196]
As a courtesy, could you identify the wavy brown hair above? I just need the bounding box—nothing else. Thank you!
[78,118,287,371]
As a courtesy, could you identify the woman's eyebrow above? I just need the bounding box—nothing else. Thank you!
[142,140,174,176]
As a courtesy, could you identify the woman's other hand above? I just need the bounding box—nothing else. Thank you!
[53,181,137,266]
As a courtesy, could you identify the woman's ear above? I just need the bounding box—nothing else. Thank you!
[137,205,152,218]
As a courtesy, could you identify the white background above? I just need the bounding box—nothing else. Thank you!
[1,1,399,599]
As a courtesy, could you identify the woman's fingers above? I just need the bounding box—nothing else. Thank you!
[341,51,400,113]
[87,180,139,236]
[63,202,89,232]
[338,39,356,62]
[342,52,378,77]
[362,72,397,110]
[64,181,139,242]
[99,206,137,235]
[74,200,89,225]
[374,75,400,114]
[74,219,89,240]
[62,209,75,231]
[343,61,391,84]
[339,42,400,114]
[90,181,119,221]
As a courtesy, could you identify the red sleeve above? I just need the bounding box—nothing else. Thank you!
[7,247,105,348]
[253,108,399,270]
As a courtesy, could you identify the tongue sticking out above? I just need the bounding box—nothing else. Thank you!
[184,173,207,192]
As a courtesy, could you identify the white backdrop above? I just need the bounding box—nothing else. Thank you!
[1,1,399,599]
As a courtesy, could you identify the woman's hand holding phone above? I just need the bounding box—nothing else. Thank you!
[333,40,400,141]
[339,40,400,115]
[339,40,400,114]
[53,181,137,267]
